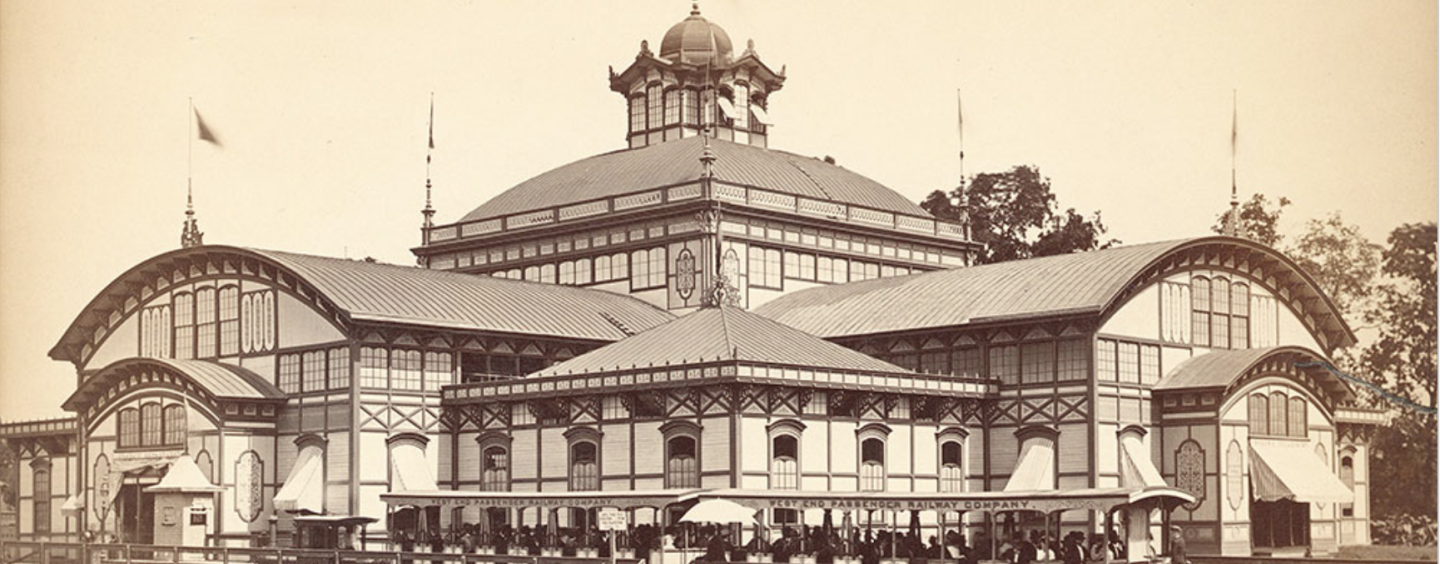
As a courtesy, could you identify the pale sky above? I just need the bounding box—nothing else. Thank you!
[1,0,1435,421]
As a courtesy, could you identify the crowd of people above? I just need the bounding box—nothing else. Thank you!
[385,522,1145,564]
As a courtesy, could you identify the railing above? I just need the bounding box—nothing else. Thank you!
[0,542,644,564]
[1191,556,1436,564]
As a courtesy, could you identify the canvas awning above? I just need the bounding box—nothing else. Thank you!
[1250,439,1354,504]
[145,455,222,494]
[749,104,773,125]
[1003,439,1056,492]
[1119,434,1167,488]
[717,98,737,120]
[389,440,439,493]
[60,494,84,517]
[275,446,325,513]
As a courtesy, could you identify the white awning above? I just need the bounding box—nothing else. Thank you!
[60,494,84,517]
[390,440,439,493]
[1119,434,1167,488]
[1250,439,1354,504]
[716,98,737,120]
[749,104,773,125]
[275,446,325,513]
[145,455,222,494]
[1003,438,1056,492]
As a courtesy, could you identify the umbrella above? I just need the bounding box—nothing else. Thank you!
[680,499,758,524]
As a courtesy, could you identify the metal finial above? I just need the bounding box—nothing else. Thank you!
[691,2,701,16]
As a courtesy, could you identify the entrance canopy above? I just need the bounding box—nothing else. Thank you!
[1250,439,1353,504]
[276,446,325,513]
[382,486,1195,515]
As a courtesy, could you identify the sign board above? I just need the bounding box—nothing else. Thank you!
[597,508,627,531]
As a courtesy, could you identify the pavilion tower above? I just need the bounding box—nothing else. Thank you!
[609,3,786,149]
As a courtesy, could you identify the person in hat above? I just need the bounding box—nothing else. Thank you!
[1169,526,1188,564]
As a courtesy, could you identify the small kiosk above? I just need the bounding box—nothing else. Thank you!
[143,455,222,547]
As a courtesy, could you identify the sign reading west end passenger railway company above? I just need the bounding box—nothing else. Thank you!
[751,497,1125,513]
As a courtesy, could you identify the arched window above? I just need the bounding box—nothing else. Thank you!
[118,408,141,448]
[771,435,798,490]
[1248,394,1269,435]
[1269,391,1288,437]
[141,403,163,447]
[1340,454,1355,517]
[163,404,187,446]
[173,292,195,359]
[1211,277,1231,347]
[860,438,886,491]
[32,460,51,534]
[1288,397,1307,438]
[570,441,599,491]
[218,285,240,356]
[1191,276,1211,347]
[940,441,964,493]
[483,446,510,492]
[667,436,699,489]
[195,287,217,358]
[1230,283,1251,349]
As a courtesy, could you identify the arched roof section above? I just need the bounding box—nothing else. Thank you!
[753,236,1355,352]
[50,246,675,366]
[1153,345,1355,412]
[64,357,283,429]
[458,136,929,223]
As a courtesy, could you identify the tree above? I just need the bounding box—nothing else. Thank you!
[1359,223,1437,521]
[1211,193,1291,247]
[921,165,1116,264]
[1285,212,1382,322]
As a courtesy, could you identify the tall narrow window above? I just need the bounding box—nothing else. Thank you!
[392,350,422,391]
[1288,397,1307,438]
[648,247,667,288]
[1117,342,1140,384]
[631,249,650,290]
[771,435,798,490]
[1231,283,1251,349]
[163,404,186,446]
[540,264,556,284]
[989,345,1020,386]
[1191,276,1211,347]
[424,352,451,390]
[1211,277,1231,349]
[360,347,388,389]
[1140,345,1161,385]
[575,258,592,285]
[1248,394,1269,435]
[174,292,195,359]
[118,408,140,448]
[664,89,681,125]
[559,261,575,285]
[279,353,301,394]
[859,438,886,491]
[647,84,663,130]
[1269,392,1288,436]
[1096,340,1117,382]
[1021,342,1055,384]
[667,436,699,488]
[1057,340,1089,381]
[300,351,324,392]
[195,287,217,358]
[1340,456,1355,517]
[329,348,350,389]
[952,347,983,377]
[218,286,240,356]
[629,96,646,134]
[32,463,50,534]
[482,446,510,492]
[141,403,162,447]
[940,441,963,493]
[570,442,599,491]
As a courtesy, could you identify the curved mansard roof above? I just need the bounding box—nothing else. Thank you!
[754,236,1356,351]
[50,246,675,365]
[63,357,284,412]
[1154,345,1356,406]
[458,136,931,223]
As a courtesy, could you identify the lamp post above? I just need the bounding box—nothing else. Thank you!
[268,514,279,547]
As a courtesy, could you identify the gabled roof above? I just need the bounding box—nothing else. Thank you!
[754,237,1357,349]
[532,306,914,377]
[249,249,674,341]
[458,136,929,223]
[51,246,676,363]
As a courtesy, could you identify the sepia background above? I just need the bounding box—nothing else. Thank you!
[1,0,1435,421]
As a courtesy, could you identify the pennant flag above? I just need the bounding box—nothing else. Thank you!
[1230,90,1237,157]
[428,96,436,150]
[194,108,222,147]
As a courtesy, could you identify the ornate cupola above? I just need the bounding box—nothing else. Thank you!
[609,3,786,149]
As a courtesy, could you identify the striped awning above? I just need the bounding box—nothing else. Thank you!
[1250,439,1353,504]
[275,446,324,514]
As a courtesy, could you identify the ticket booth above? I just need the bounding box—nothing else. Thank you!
[144,455,222,547]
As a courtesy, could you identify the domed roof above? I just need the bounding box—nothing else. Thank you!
[659,4,733,65]
[458,136,931,224]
